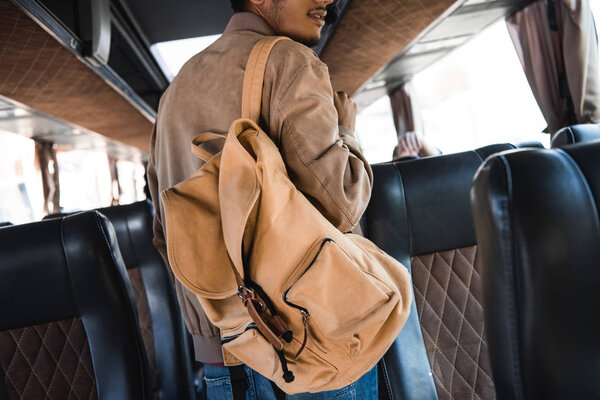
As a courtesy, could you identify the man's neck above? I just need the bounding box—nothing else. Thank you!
[224,12,276,36]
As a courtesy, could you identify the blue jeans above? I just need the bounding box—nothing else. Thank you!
[204,364,378,400]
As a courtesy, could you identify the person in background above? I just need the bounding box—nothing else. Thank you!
[392,130,441,160]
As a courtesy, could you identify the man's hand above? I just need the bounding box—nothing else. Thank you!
[333,91,358,133]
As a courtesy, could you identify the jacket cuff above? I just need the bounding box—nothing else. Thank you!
[339,125,356,138]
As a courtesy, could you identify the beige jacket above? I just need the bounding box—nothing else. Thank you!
[147,12,373,363]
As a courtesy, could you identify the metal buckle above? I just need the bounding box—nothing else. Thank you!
[237,285,254,301]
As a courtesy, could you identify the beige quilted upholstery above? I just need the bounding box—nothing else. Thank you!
[412,246,496,400]
[321,0,457,94]
[0,317,97,400]
[0,0,153,151]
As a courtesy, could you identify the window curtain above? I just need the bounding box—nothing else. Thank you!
[108,157,120,206]
[389,82,423,158]
[389,82,440,158]
[507,0,600,135]
[34,140,61,215]
[389,82,421,139]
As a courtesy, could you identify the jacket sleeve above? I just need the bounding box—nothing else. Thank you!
[270,60,373,233]
[146,124,169,268]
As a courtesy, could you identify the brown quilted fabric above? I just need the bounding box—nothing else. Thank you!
[126,267,158,399]
[321,0,456,95]
[0,0,153,151]
[0,317,97,400]
[411,246,496,400]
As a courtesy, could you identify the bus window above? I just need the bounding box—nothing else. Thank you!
[355,97,399,164]
[0,132,45,224]
[411,19,548,154]
[116,160,147,204]
[56,148,113,212]
[592,0,600,53]
[151,34,222,81]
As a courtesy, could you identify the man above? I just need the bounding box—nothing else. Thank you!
[147,0,375,398]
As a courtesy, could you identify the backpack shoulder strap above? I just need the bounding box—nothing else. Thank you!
[190,36,289,159]
[241,36,291,124]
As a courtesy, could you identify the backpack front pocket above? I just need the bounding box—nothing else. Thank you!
[282,238,395,359]
[221,322,338,392]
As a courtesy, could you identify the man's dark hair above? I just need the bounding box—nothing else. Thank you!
[230,0,246,12]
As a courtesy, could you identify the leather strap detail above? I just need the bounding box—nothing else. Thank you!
[269,315,290,339]
[241,36,290,124]
[235,273,284,351]
[245,292,284,351]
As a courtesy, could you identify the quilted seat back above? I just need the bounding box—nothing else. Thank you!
[0,212,151,399]
[364,144,514,400]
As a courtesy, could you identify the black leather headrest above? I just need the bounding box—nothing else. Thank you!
[475,143,516,160]
[516,141,545,149]
[44,201,155,270]
[93,201,156,269]
[551,123,600,147]
[0,218,79,329]
[392,155,419,162]
[367,143,515,256]
[471,141,600,398]
[0,222,12,227]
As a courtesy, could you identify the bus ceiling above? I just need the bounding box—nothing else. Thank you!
[0,0,535,155]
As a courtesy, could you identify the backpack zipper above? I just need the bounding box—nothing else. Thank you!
[220,323,258,345]
[281,238,333,358]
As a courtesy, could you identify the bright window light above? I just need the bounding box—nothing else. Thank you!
[151,34,221,81]
[591,0,600,55]
[355,97,399,164]
[411,19,548,155]
[0,131,44,223]
[57,149,112,212]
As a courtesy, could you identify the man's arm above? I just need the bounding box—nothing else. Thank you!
[270,59,373,233]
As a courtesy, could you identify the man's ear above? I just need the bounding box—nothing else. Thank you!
[246,0,269,16]
[247,0,267,6]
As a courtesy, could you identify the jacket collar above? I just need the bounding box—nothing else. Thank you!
[224,12,276,36]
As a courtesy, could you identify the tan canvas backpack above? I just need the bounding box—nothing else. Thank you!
[160,36,412,394]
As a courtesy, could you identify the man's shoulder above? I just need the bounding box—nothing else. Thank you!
[269,37,325,69]
[178,33,323,76]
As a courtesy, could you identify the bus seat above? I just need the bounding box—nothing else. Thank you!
[0,222,12,227]
[471,142,600,399]
[93,201,194,400]
[0,212,151,399]
[551,123,600,147]
[516,141,545,149]
[363,144,514,400]
[476,143,517,159]
[392,155,420,162]
[45,201,195,400]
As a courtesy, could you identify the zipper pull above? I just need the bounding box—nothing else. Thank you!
[301,310,310,321]
[293,311,310,360]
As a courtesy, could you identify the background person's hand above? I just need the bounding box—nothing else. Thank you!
[394,131,421,158]
[333,91,358,132]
